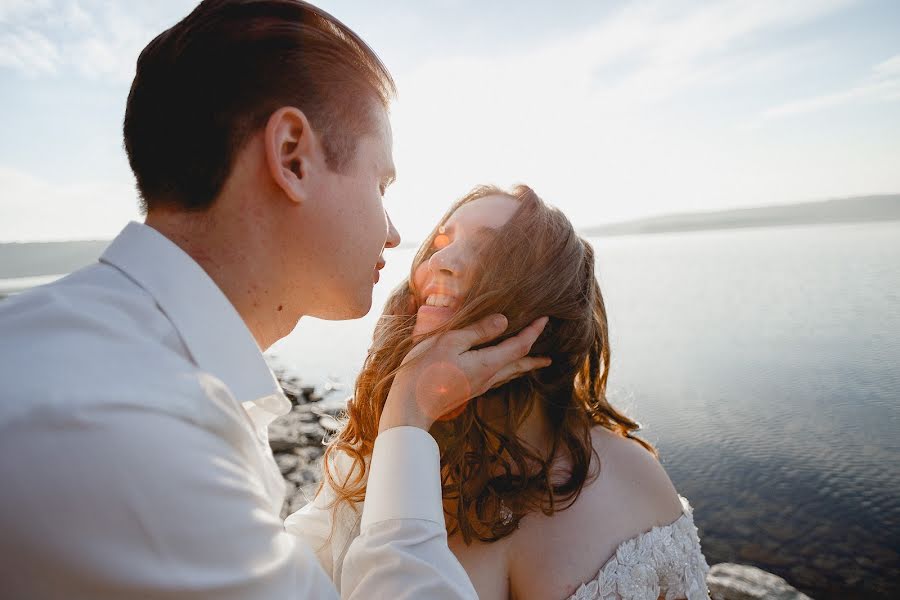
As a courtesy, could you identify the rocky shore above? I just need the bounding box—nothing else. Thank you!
[270,376,815,599]
[270,375,345,518]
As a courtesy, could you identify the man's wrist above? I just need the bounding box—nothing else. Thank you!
[379,393,433,433]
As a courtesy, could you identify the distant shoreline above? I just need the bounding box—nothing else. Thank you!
[579,194,900,238]
[0,240,109,279]
[2,194,898,279]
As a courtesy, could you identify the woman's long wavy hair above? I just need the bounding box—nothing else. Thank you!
[321,184,656,544]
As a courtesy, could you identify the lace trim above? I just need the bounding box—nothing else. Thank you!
[567,496,710,600]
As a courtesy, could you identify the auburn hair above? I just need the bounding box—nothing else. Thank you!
[323,184,656,544]
[124,0,395,212]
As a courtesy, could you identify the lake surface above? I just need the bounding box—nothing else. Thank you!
[269,221,900,599]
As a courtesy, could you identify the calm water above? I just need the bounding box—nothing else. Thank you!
[270,221,900,599]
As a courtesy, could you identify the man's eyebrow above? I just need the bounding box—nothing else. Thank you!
[383,167,396,185]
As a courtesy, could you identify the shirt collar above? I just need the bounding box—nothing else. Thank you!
[100,221,290,422]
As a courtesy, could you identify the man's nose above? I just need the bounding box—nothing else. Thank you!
[385,211,401,249]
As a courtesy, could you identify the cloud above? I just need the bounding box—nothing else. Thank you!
[0,28,59,75]
[0,166,140,241]
[872,54,900,78]
[760,53,900,120]
[0,0,53,24]
[0,0,173,83]
[541,0,857,106]
[0,0,893,241]
[386,0,864,234]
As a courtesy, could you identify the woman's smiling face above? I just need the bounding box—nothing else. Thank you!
[412,193,521,337]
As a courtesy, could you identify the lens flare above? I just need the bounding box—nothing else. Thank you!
[414,360,472,421]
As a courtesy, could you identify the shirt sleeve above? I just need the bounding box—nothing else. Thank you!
[339,426,478,600]
[284,483,340,581]
[0,404,339,600]
[284,449,363,584]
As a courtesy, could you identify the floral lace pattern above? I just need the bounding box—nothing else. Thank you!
[568,496,710,600]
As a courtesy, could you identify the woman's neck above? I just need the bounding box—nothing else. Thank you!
[477,394,555,461]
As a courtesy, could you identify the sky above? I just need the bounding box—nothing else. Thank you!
[0,0,898,242]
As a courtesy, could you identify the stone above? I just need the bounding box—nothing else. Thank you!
[268,409,328,451]
[274,453,300,475]
[301,386,322,403]
[295,445,324,463]
[707,563,814,600]
[279,381,304,406]
[319,415,341,432]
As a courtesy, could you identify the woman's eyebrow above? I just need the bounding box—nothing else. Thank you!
[438,223,497,240]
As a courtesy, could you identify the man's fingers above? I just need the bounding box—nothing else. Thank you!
[469,316,549,373]
[487,355,553,391]
[452,313,509,349]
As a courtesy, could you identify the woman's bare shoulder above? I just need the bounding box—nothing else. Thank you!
[507,427,686,599]
[589,426,684,525]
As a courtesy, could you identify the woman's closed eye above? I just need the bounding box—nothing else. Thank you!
[434,231,451,250]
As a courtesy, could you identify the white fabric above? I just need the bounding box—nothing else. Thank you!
[568,496,711,600]
[0,221,476,599]
[285,450,366,591]
[287,453,710,600]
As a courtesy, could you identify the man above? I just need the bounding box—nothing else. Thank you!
[0,1,549,598]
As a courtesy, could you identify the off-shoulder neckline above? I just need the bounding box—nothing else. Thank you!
[601,493,694,555]
[565,494,699,600]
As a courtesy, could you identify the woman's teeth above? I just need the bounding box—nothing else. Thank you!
[425,294,454,308]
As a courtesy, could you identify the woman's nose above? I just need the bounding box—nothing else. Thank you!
[429,247,459,277]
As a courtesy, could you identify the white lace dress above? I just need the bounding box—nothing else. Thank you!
[285,450,711,600]
[567,495,710,600]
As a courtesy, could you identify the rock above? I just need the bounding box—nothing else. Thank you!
[281,481,315,519]
[301,386,322,403]
[286,467,319,485]
[279,381,304,405]
[708,563,814,600]
[319,415,341,432]
[268,408,328,451]
[295,444,324,463]
[274,453,300,475]
[269,374,345,516]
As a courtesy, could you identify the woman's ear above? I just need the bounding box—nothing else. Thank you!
[264,106,317,205]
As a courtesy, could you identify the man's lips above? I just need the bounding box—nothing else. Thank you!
[373,257,385,283]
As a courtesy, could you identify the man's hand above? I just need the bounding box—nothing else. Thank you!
[378,315,551,433]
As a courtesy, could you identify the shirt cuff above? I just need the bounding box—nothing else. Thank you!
[360,426,444,530]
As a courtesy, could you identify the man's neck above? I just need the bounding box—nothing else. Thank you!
[144,209,289,350]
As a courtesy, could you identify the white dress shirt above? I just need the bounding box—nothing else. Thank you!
[0,222,476,599]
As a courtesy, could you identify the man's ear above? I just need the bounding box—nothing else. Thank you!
[264,106,318,205]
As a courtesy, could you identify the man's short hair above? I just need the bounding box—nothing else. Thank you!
[123,0,396,212]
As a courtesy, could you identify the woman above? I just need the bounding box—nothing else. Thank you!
[286,185,710,600]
